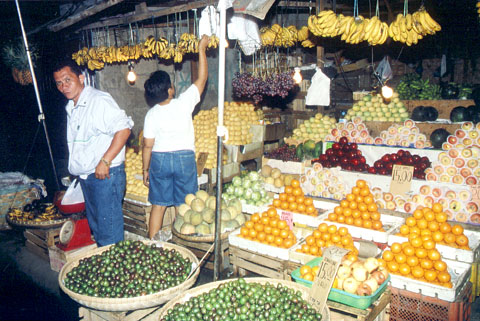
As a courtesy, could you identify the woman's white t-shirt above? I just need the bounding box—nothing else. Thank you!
[143,85,200,152]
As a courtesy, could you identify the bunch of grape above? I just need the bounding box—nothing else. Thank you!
[232,72,296,104]
[264,144,300,161]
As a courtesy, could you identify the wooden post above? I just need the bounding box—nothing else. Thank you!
[316,0,324,68]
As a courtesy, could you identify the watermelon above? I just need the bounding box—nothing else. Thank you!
[430,128,451,149]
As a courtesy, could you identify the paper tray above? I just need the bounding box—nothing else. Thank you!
[228,228,298,260]
[240,201,269,215]
[317,213,404,244]
[388,258,471,302]
[388,228,480,263]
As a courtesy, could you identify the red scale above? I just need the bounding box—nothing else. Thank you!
[57,219,95,251]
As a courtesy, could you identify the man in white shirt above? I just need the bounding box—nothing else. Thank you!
[53,60,134,246]
[142,35,209,239]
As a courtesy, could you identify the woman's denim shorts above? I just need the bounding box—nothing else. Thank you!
[148,150,198,206]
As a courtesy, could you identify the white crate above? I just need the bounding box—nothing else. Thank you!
[240,201,269,215]
[388,258,472,302]
[388,229,480,263]
[228,228,297,260]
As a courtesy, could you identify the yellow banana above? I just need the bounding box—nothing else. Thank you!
[406,13,413,31]
[423,10,441,32]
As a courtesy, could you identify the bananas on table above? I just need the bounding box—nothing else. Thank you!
[72,33,220,70]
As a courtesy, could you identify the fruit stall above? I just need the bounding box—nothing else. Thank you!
[5,0,480,320]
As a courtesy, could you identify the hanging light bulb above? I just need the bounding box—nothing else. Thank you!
[127,61,136,84]
[293,67,302,84]
[381,85,393,99]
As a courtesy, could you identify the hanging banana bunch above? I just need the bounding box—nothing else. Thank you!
[260,24,306,48]
[177,33,199,53]
[477,1,480,17]
[389,8,441,46]
[307,10,340,38]
[207,35,220,48]
[362,16,389,45]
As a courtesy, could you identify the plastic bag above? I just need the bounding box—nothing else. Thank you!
[305,68,331,106]
[375,56,392,82]
[61,178,84,205]
[227,14,261,55]
[199,6,219,36]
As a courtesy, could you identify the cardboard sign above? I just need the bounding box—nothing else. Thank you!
[471,185,480,204]
[389,164,414,196]
[308,246,349,313]
[196,152,208,176]
[280,211,294,229]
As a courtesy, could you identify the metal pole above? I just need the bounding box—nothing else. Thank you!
[14,0,60,191]
[213,0,227,281]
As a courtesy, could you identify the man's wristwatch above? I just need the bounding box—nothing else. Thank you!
[101,157,111,167]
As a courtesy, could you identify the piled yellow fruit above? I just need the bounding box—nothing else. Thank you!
[125,148,149,197]
[193,102,262,169]
[290,113,337,142]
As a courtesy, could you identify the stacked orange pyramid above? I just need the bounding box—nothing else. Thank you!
[327,179,383,231]
[239,207,297,248]
[271,179,317,216]
[296,223,358,257]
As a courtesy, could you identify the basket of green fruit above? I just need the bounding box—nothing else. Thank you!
[58,240,200,311]
[158,277,330,320]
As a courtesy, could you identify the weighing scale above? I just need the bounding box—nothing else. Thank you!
[57,218,95,251]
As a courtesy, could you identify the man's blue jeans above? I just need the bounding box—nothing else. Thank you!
[79,164,125,246]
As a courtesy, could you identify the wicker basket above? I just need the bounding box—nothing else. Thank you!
[172,225,232,242]
[157,277,331,320]
[58,241,200,311]
[0,187,39,226]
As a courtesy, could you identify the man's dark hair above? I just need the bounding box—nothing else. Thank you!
[53,59,83,76]
[144,70,171,107]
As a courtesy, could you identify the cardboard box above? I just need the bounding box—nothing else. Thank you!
[264,123,286,141]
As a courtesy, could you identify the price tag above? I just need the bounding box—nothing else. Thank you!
[308,246,348,313]
[471,185,480,204]
[389,164,414,196]
[196,152,209,176]
[280,211,294,229]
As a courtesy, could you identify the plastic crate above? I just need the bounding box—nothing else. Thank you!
[389,281,472,321]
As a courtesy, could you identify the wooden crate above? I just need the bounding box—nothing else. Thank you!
[327,288,391,321]
[364,121,462,138]
[24,228,61,261]
[229,245,290,280]
[170,234,229,272]
[79,306,162,321]
[403,99,475,119]
[123,205,174,238]
[48,243,98,272]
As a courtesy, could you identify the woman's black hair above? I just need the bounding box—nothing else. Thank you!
[144,70,171,107]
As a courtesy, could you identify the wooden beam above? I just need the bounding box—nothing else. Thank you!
[78,0,217,32]
[316,0,324,68]
[49,0,125,32]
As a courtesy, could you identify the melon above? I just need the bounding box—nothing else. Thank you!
[224,219,240,230]
[234,213,246,226]
[227,206,238,220]
[173,215,184,232]
[195,190,209,202]
[180,223,195,234]
[184,209,195,223]
[261,165,272,177]
[202,208,215,224]
[195,223,210,235]
[221,209,231,221]
[178,204,191,217]
[228,198,242,215]
[185,193,196,206]
[191,198,205,212]
[206,196,216,210]
[190,212,203,226]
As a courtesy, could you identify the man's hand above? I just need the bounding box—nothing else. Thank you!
[198,35,209,52]
[95,162,110,180]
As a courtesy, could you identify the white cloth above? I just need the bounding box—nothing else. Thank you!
[305,68,331,106]
[66,86,134,176]
[199,6,219,36]
[143,84,200,152]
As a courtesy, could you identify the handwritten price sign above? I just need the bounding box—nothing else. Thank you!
[389,164,414,196]
[280,211,294,229]
[471,185,480,204]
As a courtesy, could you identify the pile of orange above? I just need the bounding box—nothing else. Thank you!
[271,179,317,216]
[299,251,359,282]
[397,203,470,250]
[296,223,358,257]
[326,179,383,231]
[382,234,453,288]
[239,207,297,248]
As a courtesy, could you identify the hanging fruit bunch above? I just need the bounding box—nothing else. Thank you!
[260,24,313,48]
[308,10,389,45]
[72,34,219,71]
[389,8,441,46]
[232,72,295,105]
[2,40,37,86]
[477,2,480,17]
